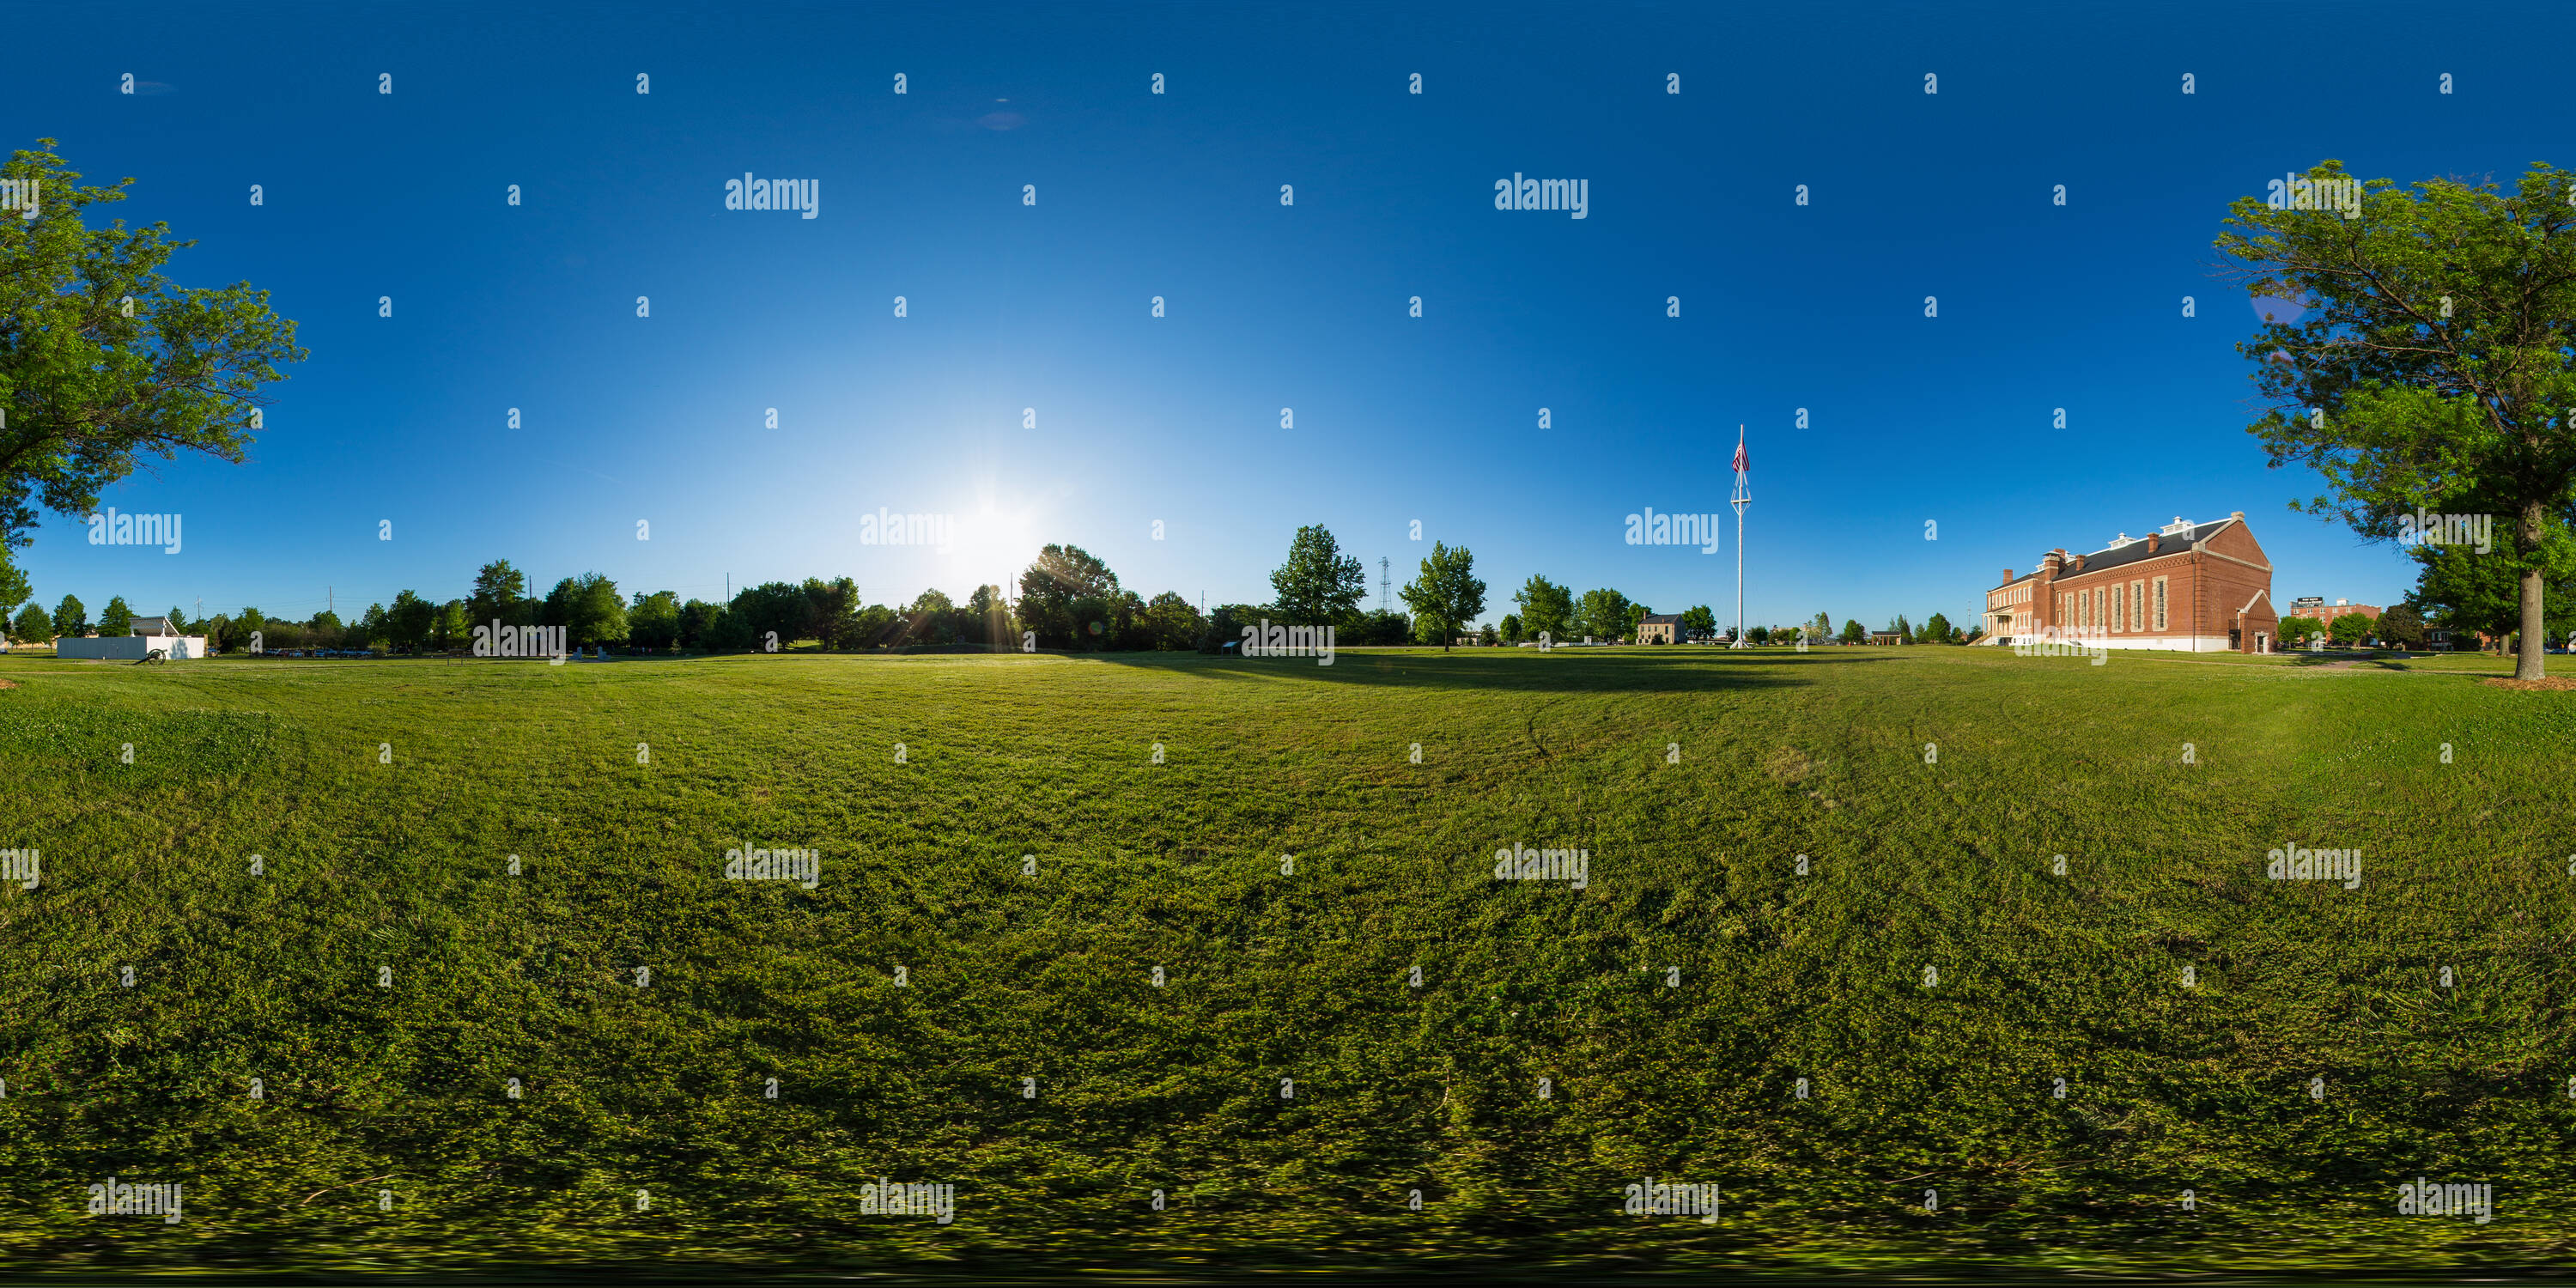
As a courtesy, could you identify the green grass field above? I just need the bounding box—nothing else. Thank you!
[2,644,2571,1277]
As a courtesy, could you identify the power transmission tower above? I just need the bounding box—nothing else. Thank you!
[1380,557,1390,616]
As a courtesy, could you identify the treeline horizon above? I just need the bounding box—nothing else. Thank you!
[3,525,1988,653]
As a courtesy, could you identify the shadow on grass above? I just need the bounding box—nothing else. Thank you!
[1084,647,1889,694]
[132,647,1880,698]
[2276,649,2494,672]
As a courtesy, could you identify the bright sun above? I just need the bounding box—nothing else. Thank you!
[950,506,1034,592]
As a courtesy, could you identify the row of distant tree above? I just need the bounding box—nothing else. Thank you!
[1496,577,1684,644]
[2275,608,2422,648]
[0,526,1502,656]
[0,534,2537,661]
[0,530,2002,658]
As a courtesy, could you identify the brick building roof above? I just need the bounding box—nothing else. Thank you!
[2000,518,2238,586]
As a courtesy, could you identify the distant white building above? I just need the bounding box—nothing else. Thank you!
[57,616,207,661]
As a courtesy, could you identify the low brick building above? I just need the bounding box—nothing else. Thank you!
[1982,513,2280,653]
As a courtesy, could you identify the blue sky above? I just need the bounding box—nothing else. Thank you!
[10,0,2573,631]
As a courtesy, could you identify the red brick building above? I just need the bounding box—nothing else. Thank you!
[1982,513,2281,653]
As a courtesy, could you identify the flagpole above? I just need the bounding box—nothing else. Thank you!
[1730,425,1750,647]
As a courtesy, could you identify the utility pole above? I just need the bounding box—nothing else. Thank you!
[1730,425,1751,648]
[1380,557,1390,616]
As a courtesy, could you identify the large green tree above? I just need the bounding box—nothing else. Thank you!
[1269,524,1366,623]
[388,589,436,650]
[2378,603,2427,648]
[10,600,49,643]
[431,599,471,651]
[2404,532,2576,651]
[1576,587,1631,641]
[1400,542,1485,653]
[52,592,85,637]
[468,559,532,628]
[803,576,862,650]
[1512,574,1575,643]
[629,590,683,651]
[545,573,629,649]
[2219,159,2576,679]
[726,580,811,651]
[1143,591,1203,651]
[1018,544,1119,649]
[0,142,303,556]
[966,583,1013,648]
[97,595,132,635]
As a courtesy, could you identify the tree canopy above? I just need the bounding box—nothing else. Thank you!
[1576,587,1631,641]
[2219,159,2576,678]
[1400,542,1485,652]
[1268,524,1365,624]
[1018,544,1119,648]
[1512,574,1574,643]
[0,142,304,555]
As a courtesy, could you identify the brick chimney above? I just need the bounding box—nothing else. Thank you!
[2001,568,2014,586]
[2041,549,2066,575]
[2146,532,2160,554]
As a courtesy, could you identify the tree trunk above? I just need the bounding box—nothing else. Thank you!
[2518,499,2548,680]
